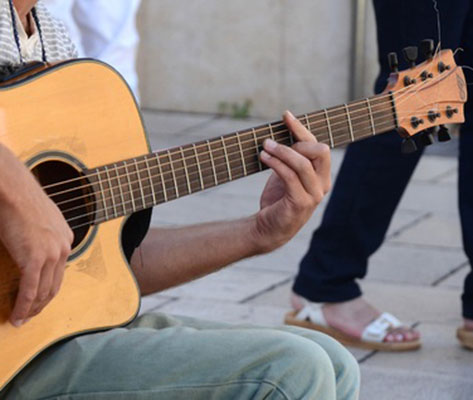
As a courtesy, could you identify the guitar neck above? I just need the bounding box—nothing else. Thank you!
[89,93,397,224]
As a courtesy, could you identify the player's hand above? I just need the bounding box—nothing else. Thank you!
[0,145,73,327]
[253,111,331,252]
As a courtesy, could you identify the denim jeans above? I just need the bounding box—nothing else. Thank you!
[1,313,360,400]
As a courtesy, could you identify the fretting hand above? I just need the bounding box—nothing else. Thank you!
[252,111,331,252]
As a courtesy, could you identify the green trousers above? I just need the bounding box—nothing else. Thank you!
[1,313,360,400]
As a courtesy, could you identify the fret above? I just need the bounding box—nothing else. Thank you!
[114,163,127,215]
[180,147,192,194]
[96,168,109,220]
[144,157,157,205]
[323,109,334,148]
[104,166,118,218]
[252,128,263,171]
[123,160,137,212]
[268,123,276,141]
[133,158,147,209]
[167,150,180,198]
[207,140,218,186]
[344,104,355,142]
[220,137,232,180]
[366,98,376,136]
[235,133,247,176]
[155,153,168,202]
[304,114,311,132]
[193,144,205,190]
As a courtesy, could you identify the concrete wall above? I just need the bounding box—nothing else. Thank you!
[137,0,379,118]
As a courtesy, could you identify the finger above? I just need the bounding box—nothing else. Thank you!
[10,264,42,327]
[263,139,318,196]
[260,150,305,199]
[283,110,317,143]
[29,259,56,317]
[291,142,331,193]
[51,250,67,298]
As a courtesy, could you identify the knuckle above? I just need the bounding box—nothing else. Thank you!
[23,290,37,303]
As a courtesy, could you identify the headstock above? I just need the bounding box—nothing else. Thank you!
[384,41,467,152]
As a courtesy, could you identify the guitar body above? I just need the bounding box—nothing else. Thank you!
[0,60,147,389]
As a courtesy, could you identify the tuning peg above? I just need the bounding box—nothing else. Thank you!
[437,125,451,142]
[418,129,435,146]
[420,39,434,60]
[388,52,399,73]
[401,138,418,154]
[403,46,418,68]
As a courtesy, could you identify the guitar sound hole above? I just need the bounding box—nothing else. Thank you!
[31,160,95,250]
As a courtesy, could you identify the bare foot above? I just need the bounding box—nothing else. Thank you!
[292,294,420,343]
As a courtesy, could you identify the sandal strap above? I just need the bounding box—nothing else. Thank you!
[295,304,327,326]
[361,312,402,343]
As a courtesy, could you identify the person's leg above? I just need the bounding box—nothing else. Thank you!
[1,313,359,400]
[457,0,473,333]
[292,0,469,344]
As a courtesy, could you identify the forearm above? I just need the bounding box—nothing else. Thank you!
[131,216,264,295]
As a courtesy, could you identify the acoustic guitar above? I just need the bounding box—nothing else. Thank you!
[0,44,467,389]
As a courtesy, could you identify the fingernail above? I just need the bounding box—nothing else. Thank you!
[264,139,278,150]
[12,319,24,327]
[284,110,296,120]
[260,150,271,161]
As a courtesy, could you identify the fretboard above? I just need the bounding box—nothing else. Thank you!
[88,93,397,225]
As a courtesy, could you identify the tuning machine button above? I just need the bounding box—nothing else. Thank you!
[388,52,399,72]
[418,129,435,146]
[401,138,418,154]
[437,125,451,142]
[403,46,418,68]
[420,39,434,60]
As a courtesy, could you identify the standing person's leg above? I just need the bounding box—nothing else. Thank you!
[1,313,360,400]
[289,0,469,348]
[455,0,473,348]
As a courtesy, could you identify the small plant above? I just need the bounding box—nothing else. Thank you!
[217,99,253,119]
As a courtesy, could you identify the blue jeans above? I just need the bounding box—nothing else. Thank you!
[294,0,473,318]
[1,313,360,400]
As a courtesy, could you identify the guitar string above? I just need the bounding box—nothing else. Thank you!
[39,67,440,193]
[62,115,428,229]
[50,88,448,212]
[47,69,448,204]
[52,105,424,213]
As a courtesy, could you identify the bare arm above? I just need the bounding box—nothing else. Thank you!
[132,111,331,294]
[0,144,73,327]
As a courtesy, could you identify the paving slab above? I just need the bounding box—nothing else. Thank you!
[438,264,470,289]
[159,267,291,303]
[366,243,467,286]
[398,182,458,214]
[360,365,473,400]
[410,155,457,183]
[390,213,463,250]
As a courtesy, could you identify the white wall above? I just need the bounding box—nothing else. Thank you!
[137,0,380,118]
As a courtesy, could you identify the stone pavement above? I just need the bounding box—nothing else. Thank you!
[139,109,472,400]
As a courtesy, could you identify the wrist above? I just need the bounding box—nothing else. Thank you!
[248,213,287,255]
